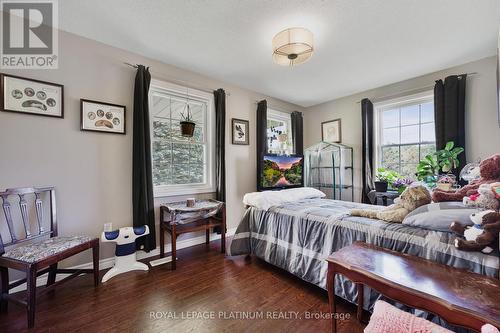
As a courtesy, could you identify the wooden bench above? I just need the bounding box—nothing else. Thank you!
[326,242,500,333]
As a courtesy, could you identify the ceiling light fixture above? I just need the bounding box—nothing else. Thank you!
[272,27,314,66]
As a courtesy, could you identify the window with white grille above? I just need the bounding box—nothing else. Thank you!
[149,80,214,196]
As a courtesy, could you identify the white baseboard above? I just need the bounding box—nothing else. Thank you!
[9,227,236,293]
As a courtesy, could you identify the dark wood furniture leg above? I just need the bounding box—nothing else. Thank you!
[206,228,210,245]
[356,283,364,322]
[0,267,8,313]
[171,212,177,270]
[26,265,37,328]
[327,263,337,333]
[382,195,388,206]
[159,217,165,259]
[92,242,100,287]
[46,264,57,287]
[221,205,226,254]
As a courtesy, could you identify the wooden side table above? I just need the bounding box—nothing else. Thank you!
[326,242,500,333]
[367,190,399,206]
[159,199,226,270]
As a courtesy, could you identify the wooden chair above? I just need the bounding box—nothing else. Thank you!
[0,187,99,328]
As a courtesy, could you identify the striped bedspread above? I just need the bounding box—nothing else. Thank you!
[229,198,499,312]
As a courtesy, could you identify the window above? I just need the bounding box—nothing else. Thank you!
[375,91,436,180]
[267,109,293,154]
[149,79,215,197]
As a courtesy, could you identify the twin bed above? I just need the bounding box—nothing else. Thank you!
[229,195,499,314]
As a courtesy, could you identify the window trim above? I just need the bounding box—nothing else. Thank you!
[373,90,434,175]
[149,79,215,197]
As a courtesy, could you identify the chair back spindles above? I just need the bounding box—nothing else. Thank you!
[0,187,55,250]
[34,192,45,233]
[1,195,17,243]
[18,194,31,237]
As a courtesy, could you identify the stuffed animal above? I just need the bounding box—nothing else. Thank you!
[463,183,500,210]
[350,185,431,223]
[450,210,500,254]
[433,154,500,202]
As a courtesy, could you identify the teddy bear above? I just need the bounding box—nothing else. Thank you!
[432,154,500,202]
[450,210,500,254]
[350,185,432,223]
[462,183,500,211]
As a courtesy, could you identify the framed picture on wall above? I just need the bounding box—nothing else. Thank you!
[0,74,64,118]
[321,118,342,143]
[232,118,249,145]
[80,99,126,134]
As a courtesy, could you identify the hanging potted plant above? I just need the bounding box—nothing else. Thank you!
[180,104,195,137]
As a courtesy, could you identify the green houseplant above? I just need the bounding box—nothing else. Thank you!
[416,141,464,188]
[436,141,464,173]
[375,168,400,192]
[416,154,439,185]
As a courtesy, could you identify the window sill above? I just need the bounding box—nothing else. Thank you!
[154,186,216,198]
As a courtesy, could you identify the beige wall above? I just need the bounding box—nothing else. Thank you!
[304,56,500,202]
[0,30,303,267]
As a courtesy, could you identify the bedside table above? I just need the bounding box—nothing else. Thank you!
[159,199,225,270]
[368,190,400,206]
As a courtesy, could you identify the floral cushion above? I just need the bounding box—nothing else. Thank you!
[2,236,94,263]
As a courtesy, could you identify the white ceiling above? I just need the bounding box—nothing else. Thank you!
[59,0,500,107]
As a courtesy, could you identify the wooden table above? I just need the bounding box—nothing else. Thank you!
[159,199,225,270]
[367,190,400,206]
[326,242,500,333]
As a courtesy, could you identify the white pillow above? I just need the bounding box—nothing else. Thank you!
[243,187,325,211]
[402,202,479,232]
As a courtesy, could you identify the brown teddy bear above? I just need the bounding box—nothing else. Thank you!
[432,154,500,202]
[450,210,500,253]
[350,185,431,223]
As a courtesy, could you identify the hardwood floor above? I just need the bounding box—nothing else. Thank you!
[0,241,365,333]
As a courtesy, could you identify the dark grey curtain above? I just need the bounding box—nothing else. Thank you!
[256,100,267,191]
[361,98,374,204]
[434,74,467,178]
[291,111,304,155]
[132,65,156,251]
[214,89,226,233]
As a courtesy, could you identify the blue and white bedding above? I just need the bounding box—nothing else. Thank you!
[229,198,499,312]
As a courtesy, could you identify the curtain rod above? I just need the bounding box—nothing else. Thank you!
[355,72,477,104]
[254,100,297,114]
[124,62,231,96]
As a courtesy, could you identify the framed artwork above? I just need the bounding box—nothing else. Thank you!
[232,118,249,145]
[0,74,64,118]
[80,99,126,134]
[321,118,342,143]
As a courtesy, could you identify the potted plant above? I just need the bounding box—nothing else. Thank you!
[393,178,413,194]
[180,105,195,137]
[436,141,464,174]
[375,168,400,192]
[416,141,464,188]
[416,154,439,187]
